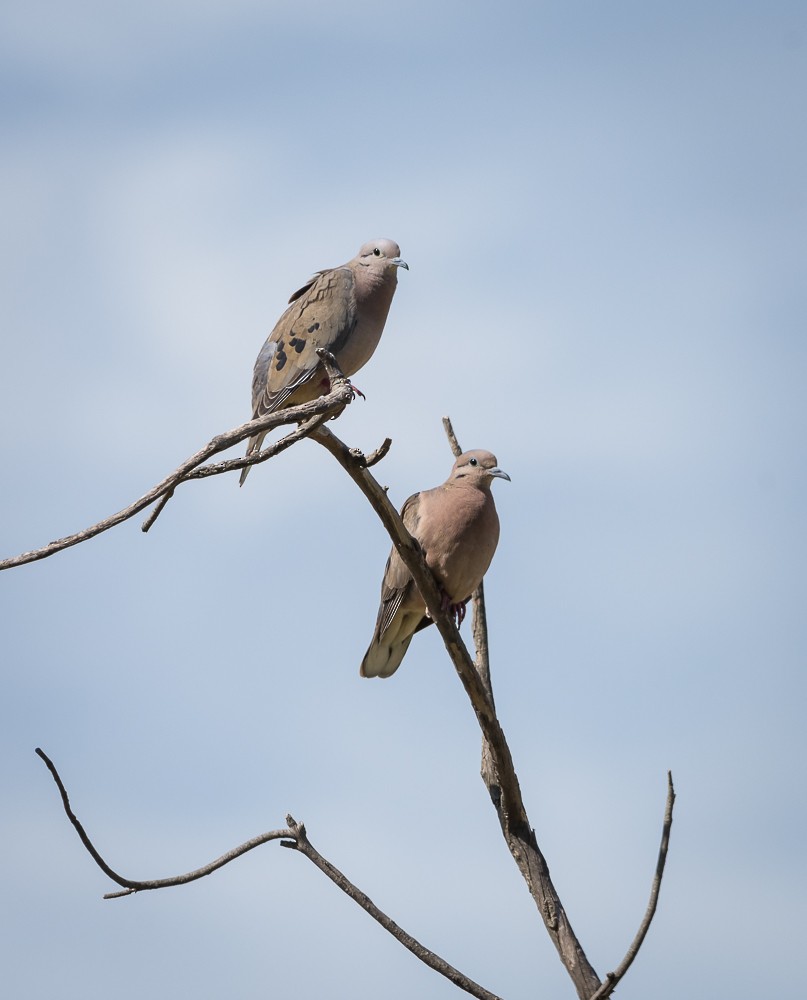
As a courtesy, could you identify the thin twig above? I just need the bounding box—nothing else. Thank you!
[441,415,462,459]
[1,353,353,571]
[140,489,175,533]
[36,748,134,889]
[364,437,393,468]
[140,411,331,532]
[587,772,676,1000]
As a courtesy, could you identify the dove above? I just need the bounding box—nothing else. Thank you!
[361,450,510,678]
[239,238,408,485]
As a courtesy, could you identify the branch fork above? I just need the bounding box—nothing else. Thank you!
[23,401,675,1000]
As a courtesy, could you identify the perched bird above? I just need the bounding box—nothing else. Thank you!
[361,450,510,678]
[240,238,408,485]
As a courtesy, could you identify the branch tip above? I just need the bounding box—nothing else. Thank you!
[365,438,392,467]
[441,416,462,459]
[141,489,175,533]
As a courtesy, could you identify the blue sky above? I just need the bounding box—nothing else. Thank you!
[1,2,805,998]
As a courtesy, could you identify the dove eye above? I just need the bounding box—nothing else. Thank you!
[469,457,478,466]
[373,247,382,256]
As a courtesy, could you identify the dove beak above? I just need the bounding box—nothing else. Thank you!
[391,257,409,270]
[489,468,511,482]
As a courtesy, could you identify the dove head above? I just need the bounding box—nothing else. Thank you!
[449,450,511,489]
[357,238,409,274]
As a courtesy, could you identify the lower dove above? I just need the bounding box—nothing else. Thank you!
[361,450,510,678]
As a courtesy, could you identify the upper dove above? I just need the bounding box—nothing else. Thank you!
[239,238,408,485]
[361,450,510,678]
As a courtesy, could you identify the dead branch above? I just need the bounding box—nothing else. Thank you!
[441,415,463,461]
[440,418,673,999]
[587,772,676,1000]
[0,351,353,571]
[28,406,675,999]
[282,817,503,1000]
[34,748,292,897]
[364,437,393,468]
[35,749,502,1000]
[312,423,603,998]
[138,409,331,532]
[447,419,675,997]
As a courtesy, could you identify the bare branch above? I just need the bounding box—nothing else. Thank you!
[35,748,293,896]
[283,816,503,1000]
[29,406,673,1000]
[587,772,676,1000]
[139,411,331,532]
[1,356,354,572]
[140,488,175,533]
[470,581,494,702]
[36,747,136,890]
[36,749,502,1000]
[365,437,393,468]
[441,415,463,460]
[313,423,602,999]
[440,418,676,997]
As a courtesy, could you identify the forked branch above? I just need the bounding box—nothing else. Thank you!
[27,403,675,999]
[441,419,675,1000]
[0,351,353,572]
[312,423,604,998]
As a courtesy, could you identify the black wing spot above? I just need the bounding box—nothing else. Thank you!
[307,322,320,333]
[275,350,287,371]
[289,337,306,353]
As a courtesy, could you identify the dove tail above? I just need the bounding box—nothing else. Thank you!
[239,431,267,487]
[360,635,414,679]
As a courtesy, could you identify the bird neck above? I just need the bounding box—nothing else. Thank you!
[356,265,397,298]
